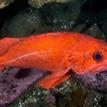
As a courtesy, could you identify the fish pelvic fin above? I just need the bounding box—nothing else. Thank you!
[37,70,71,89]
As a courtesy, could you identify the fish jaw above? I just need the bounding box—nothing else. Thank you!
[80,63,107,74]
[75,62,107,91]
[72,59,107,91]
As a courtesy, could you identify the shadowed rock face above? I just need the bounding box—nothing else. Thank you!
[0,0,14,9]
[0,68,46,107]
[77,70,107,91]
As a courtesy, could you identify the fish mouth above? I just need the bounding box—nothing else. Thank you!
[76,67,107,92]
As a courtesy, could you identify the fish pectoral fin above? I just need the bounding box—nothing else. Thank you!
[37,71,71,89]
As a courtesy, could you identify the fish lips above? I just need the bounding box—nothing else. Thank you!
[76,69,107,92]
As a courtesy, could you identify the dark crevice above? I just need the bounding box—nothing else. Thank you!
[66,69,75,76]
[15,68,31,79]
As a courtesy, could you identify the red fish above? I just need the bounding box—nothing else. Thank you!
[0,32,107,89]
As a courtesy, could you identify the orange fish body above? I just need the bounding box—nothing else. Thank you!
[0,32,107,89]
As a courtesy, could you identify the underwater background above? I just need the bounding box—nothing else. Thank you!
[0,0,107,107]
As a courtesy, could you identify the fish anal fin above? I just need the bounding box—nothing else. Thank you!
[37,71,71,89]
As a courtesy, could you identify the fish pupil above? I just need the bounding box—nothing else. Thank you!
[93,52,102,61]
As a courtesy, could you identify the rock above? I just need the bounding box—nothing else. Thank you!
[0,0,14,9]
[1,8,43,37]
[97,8,107,40]
[28,0,72,8]
[0,68,47,106]
[84,90,103,107]
[40,1,83,32]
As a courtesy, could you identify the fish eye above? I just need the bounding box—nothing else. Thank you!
[92,52,103,61]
